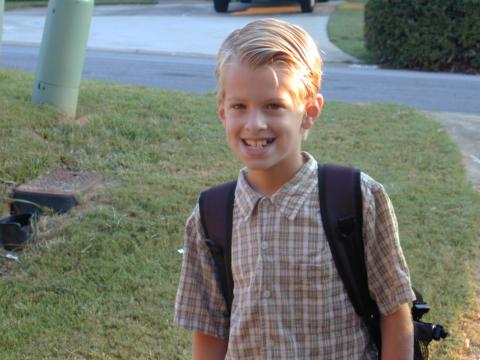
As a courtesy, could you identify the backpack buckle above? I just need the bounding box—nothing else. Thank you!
[412,300,430,321]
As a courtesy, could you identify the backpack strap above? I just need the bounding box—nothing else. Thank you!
[198,180,237,315]
[318,163,381,353]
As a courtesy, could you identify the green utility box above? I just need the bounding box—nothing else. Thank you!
[32,0,94,117]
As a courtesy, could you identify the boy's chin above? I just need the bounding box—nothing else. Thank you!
[239,159,275,172]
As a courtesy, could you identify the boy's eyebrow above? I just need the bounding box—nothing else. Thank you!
[266,98,290,102]
[225,96,244,101]
[225,96,290,102]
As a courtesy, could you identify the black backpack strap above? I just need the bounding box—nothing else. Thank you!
[198,181,237,315]
[318,163,381,353]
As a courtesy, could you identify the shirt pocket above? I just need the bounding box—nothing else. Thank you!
[285,258,360,333]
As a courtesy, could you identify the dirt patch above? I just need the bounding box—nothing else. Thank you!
[0,252,19,276]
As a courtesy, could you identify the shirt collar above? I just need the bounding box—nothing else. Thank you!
[235,152,318,221]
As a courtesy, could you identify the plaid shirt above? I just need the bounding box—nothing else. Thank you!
[175,152,415,359]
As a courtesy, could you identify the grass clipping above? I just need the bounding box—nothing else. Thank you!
[0,69,479,359]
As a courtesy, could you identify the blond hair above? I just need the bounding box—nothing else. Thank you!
[216,18,323,104]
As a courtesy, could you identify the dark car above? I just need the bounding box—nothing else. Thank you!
[213,0,328,13]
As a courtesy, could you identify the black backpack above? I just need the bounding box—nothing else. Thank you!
[198,163,448,359]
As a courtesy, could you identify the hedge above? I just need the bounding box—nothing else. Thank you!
[365,0,480,73]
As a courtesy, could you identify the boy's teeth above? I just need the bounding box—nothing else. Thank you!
[244,139,271,148]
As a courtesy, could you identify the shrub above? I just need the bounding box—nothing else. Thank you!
[365,0,480,73]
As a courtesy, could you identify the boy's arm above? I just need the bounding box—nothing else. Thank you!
[193,332,228,360]
[361,175,416,359]
[174,205,231,350]
[380,303,413,360]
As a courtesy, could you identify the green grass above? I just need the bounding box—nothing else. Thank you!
[5,0,159,11]
[0,69,479,359]
[327,0,374,63]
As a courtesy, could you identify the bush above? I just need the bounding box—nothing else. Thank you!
[365,0,480,73]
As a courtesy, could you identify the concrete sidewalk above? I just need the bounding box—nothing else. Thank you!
[2,0,357,63]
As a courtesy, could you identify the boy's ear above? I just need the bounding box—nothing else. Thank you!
[218,104,226,128]
[302,94,324,129]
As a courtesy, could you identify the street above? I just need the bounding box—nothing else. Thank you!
[2,44,480,114]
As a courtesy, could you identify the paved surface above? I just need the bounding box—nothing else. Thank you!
[3,44,480,114]
[432,112,480,191]
[2,0,356,63]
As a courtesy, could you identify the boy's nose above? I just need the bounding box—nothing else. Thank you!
[244,110,267,131]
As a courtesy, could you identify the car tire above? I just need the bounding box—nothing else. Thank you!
[214,0,230,12]
[299,0,315,13]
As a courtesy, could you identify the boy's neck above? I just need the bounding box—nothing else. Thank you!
[245,154,305,196]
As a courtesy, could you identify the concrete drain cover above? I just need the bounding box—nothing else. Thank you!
[11,169,102,214]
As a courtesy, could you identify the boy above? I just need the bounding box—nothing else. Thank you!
[175,18,415,359]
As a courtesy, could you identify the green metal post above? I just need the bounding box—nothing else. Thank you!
[32,0,94,117]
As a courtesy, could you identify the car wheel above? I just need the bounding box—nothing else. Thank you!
[299,0,315,13]
[214,0,230,12]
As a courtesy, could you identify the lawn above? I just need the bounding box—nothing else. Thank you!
[0,69,479,359]
[327,0,373,63]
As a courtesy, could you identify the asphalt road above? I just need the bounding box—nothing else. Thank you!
[2,44,480,114]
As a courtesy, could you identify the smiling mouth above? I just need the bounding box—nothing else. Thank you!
[242,138,275,148]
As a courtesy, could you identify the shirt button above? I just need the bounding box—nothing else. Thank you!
[261,242,268,250]
[263,290,271,298]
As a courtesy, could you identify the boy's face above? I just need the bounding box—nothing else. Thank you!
[218,61,323,177]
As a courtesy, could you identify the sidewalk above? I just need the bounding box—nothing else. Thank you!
[2,0,357,63]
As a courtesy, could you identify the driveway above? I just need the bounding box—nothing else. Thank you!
[432,112,480,191]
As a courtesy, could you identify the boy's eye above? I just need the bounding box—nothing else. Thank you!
[266,103,284,111]
[230,104,245,110]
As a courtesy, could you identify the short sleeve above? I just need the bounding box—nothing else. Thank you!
[174,204,230,339]
[361,174,415,316]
